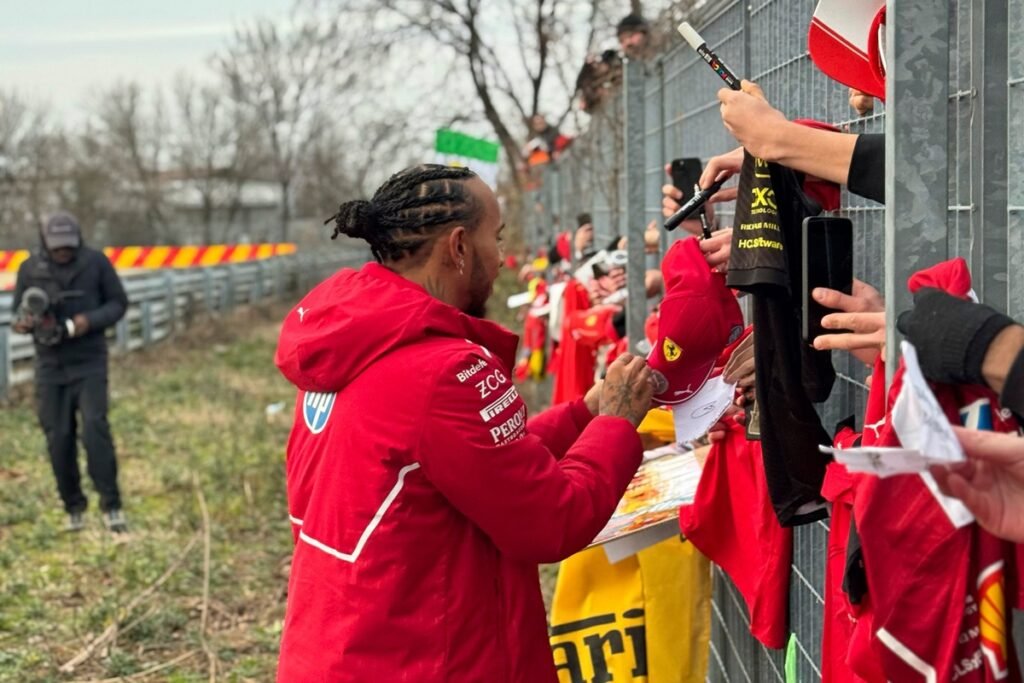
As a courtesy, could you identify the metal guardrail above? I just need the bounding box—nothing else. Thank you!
[0,250,368,397]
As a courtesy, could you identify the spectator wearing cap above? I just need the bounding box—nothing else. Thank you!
[11,212,129,533]
[617,13,651,60]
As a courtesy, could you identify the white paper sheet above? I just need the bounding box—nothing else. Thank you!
[892,341,965,464]
[822,342,974,528]
[505,291,533,309]
[893,341,973,528]
[671,376,737,444]
[820,445,946,477]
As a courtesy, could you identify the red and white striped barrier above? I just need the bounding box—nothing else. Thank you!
[0,243,297,289]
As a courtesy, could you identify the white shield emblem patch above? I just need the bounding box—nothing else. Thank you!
[303,392,336,434]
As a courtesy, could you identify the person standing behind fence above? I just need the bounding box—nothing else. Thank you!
[11,212,128,533]
[617,13,653,60]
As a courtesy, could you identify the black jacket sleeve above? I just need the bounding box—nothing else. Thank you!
[11,260,27,314]
[83,255,128,332]
[847,133,885,204]
[1001,348,1024,422]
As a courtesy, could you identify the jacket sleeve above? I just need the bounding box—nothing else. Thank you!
[83,254,128,331]
[526,398,593,460]
[417,351,642,564]
[1001,347,1024,422]
[847,133,885,203]
[11,260,27,314]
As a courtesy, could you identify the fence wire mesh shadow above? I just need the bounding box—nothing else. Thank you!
[526,0,1021,677]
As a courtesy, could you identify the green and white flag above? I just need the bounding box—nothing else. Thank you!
[434,129,500,188]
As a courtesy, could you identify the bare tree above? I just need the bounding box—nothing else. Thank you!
[171,77,263,243]
[214,11,356,242]
[294,111,413,221]
[335,0,609,186]
[90,82,170,243]
[0,91,61,246]
[53,131,116,244]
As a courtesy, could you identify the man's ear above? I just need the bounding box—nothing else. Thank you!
[447,226,468,264]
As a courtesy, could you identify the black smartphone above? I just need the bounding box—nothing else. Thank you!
[670,158,703,200]
[801,216,853,344]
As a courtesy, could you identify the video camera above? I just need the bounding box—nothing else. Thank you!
[15,286,76,346]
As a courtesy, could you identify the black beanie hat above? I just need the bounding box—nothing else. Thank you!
[617,13,649,36]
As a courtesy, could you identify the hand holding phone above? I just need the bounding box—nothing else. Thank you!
[811,280,887,365]
[670,158,703,197]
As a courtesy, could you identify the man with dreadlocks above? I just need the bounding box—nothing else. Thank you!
[274,164,653,681]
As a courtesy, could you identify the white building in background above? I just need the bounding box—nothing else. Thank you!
[161,174,285,245]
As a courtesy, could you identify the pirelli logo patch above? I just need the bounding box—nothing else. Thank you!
[480,386,520,422]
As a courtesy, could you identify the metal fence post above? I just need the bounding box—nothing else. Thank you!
[254,260,265,301]
[115,318,129,351]
[202,267,215,312]
[141,300,154,346]
[657,57,670,257]
[164,271,177,333]
[971,0,1009,312]
[268,257,279,300]
[0,326,10,400]
[1009,0,1024,321]
[623,57,647,353]
[884,0,950,379]
[224,266,236,310]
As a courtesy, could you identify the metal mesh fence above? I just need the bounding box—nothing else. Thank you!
[1009,0,1024,320]
[524,0,1020,677]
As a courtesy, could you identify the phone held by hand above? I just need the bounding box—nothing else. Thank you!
[670,158,703,196]
[801,216,853,345]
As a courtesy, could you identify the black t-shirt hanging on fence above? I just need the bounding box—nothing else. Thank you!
[727,155,789,289]
[726,149,835,526]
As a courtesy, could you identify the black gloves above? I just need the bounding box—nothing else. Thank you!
[896,288,1014,385]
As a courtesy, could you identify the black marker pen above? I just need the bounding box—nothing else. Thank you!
[677,22,742,92]
[664,178,726,232]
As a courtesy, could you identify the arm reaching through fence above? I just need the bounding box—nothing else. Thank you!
[711,80,884,202]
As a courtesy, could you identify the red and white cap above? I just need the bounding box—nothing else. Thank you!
[808,0,886,100]
[647,238,744,405]
[907,257,975,301]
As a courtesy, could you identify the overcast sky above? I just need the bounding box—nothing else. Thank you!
[0,0,292,117]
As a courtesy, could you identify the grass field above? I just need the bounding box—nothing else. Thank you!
[0,269,561,682]
[0,304,297,682]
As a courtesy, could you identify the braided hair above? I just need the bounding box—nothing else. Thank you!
[326,164,481,264]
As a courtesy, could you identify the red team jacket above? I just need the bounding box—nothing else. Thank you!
[273,263,643,682]
[847,259,1021,681]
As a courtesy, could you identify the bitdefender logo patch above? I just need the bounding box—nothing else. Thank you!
[303,391,336,434]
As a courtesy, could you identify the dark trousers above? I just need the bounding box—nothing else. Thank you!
[36,374,121,513]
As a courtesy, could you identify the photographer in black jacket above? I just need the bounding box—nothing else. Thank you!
[12,212,129,533]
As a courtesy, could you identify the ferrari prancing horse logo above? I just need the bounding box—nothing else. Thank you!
[663,337,682,362]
